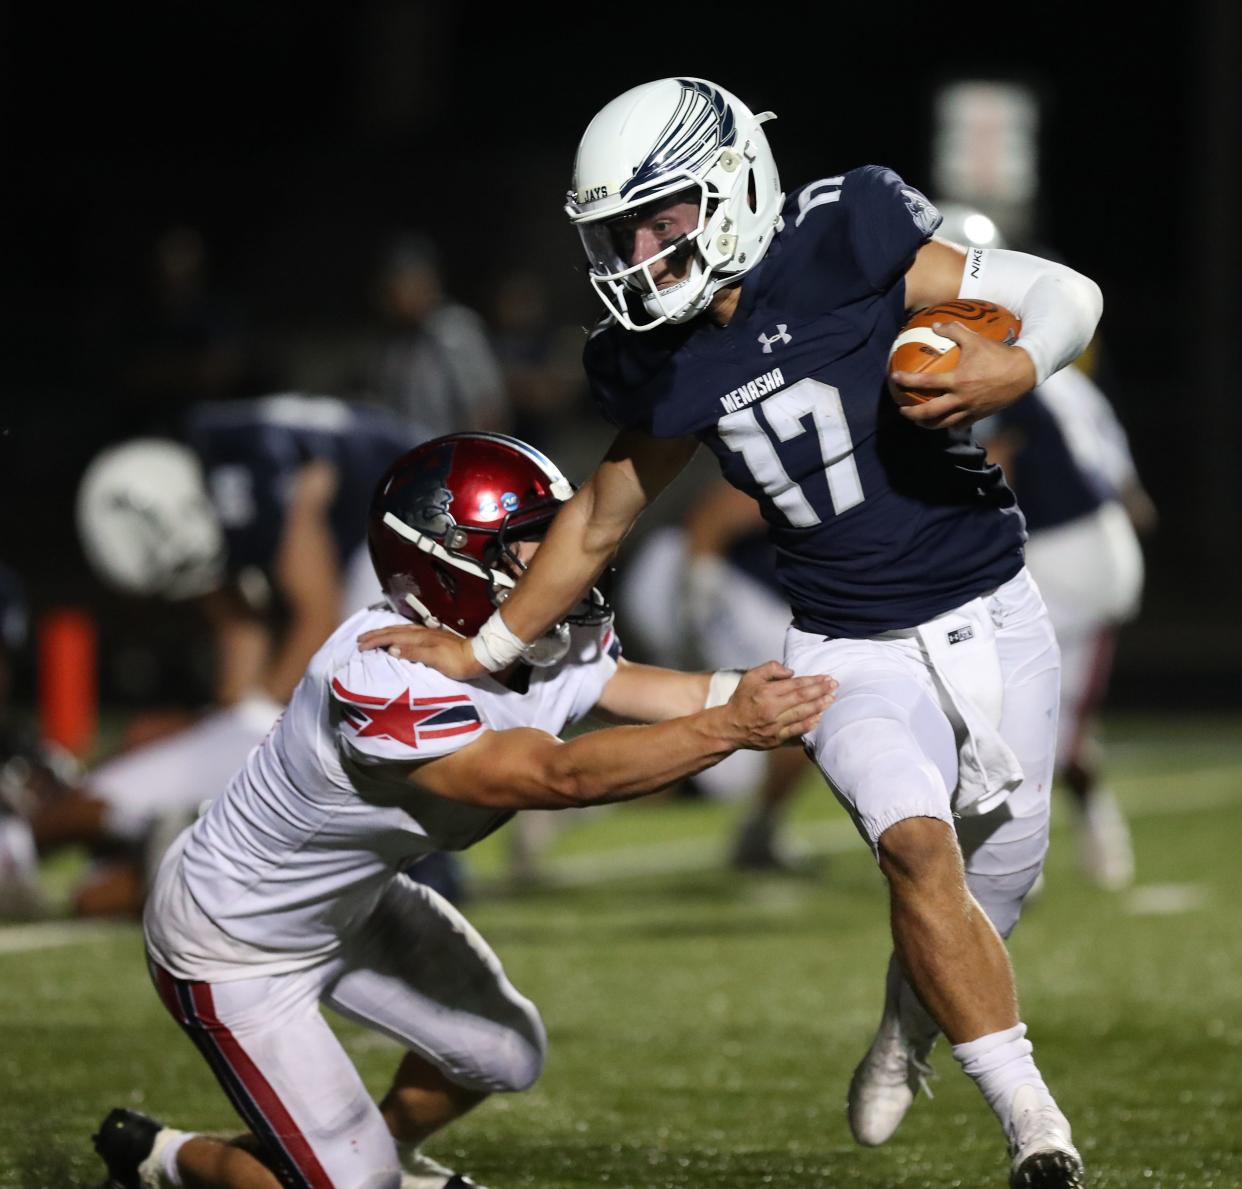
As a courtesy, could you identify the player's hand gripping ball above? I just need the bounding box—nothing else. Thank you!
[888,300,1021,406]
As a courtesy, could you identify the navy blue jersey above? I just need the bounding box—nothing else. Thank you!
[726,531,782,596]
[585,166,1025,637]
[183,396,417,581]
[978,377,1115,534]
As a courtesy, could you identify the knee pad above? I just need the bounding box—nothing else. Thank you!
[458,1003,547,1094]
[810,693,956,847]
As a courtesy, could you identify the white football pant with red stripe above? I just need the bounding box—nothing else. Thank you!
[150,876,545,1189]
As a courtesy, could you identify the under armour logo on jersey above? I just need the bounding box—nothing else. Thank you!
[758,325,792,354]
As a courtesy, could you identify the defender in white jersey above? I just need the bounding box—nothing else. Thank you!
[92,433,835,1189]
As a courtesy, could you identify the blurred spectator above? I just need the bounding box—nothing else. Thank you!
[348,232,508,436]
[487,269,589,455]
[112,225,256,432]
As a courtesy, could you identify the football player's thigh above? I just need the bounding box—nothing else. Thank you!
[161,964,400,1189]
[326,876,546,1094]
[86,704,273,841]
[958,574,1061,920]
[788,632,958,848]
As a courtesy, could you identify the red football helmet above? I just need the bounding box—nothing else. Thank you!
[368,432,610,643]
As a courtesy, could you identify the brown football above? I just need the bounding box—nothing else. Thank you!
[888,300,1022,406]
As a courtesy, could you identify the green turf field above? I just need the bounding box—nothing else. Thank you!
[2,714,1240,1188]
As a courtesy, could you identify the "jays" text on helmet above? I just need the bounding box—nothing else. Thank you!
[565,77,784,331]
[368,433,611,666]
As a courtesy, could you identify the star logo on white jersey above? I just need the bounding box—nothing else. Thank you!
[758,325,791,354]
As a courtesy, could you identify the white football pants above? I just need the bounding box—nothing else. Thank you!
[149,875,545,1189]
[788,568,1060,938]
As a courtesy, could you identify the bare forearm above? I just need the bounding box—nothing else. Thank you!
[504,711,740,810]
[498,484,621,643]
[409,663,835,811]
[594,661,712,723]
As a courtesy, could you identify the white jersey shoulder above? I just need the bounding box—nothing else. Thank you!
[330,609,621,766]
[331,643,487,765]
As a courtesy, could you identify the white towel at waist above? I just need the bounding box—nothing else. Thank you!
[913,595,1023,816]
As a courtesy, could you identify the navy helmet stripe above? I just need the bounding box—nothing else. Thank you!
[620,80,737,200]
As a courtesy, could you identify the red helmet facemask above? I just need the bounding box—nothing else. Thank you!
[368,433,611,659]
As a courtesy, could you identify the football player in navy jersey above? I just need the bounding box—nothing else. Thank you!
[25,395,423,916]
[360,79,1102,1187]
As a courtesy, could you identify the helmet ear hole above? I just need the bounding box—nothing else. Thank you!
[747,170,757,213]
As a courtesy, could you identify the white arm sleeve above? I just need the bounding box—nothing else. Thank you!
[957,247,1103,386]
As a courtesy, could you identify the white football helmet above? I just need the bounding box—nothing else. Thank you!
[933,202,1008,250]
[566,77,784,331]
[77,439,226,599]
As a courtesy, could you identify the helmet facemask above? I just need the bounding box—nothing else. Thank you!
[566,78,785,332]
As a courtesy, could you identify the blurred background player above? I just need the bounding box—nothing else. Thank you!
[0,562,72,917]
[21,394,418,916]
[618,480,809,871]
[939,203,1154,889]
[344,232,510,437]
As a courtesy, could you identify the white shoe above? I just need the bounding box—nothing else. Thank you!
[1007,1085,1085,1187]
[847,959,939,1146]
[1077,788,1134,890]
[401,1148,486,1188]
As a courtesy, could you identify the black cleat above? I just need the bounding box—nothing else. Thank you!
[92,1108,163,1189]
[1010,1148,1086,1187]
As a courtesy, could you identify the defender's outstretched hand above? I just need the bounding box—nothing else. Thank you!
[892,321,1037,430]
[357,623,486,680]
[720,660,837,749]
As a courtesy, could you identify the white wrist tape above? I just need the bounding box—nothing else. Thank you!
[957,247,1103,386]
[704,668,745,709]
[470,609,530,673]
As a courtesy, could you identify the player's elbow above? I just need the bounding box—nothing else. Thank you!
[475,738,588,810]
[1073,269,1104,325]
[532,754,589,807]
[1053,260,1103,327]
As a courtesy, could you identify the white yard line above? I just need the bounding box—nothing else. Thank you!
[1124,883,1210,916]
[0,919,133,955]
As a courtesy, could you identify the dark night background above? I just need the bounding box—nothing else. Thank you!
[2,3,1239,710]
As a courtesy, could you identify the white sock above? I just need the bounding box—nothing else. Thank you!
[952,1023,1054,1135]
[138,1128,192,1188]
[396,1139,453,1177]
